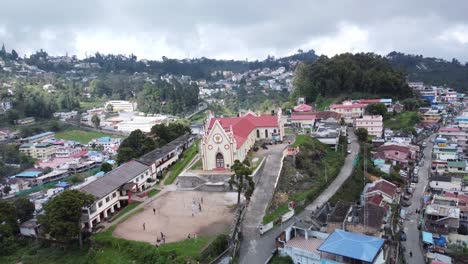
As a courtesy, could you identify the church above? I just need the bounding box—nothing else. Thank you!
[200,111,284,170]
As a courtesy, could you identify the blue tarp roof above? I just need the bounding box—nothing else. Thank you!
[24,131,54,141]
[98,137,111,142]
[422,231,434,244]
[95,171,105,177]
[12,171,42,178]
[317,229,384,262]
[55,182,70,188]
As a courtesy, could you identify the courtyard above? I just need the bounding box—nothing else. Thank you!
[113,191,237,244]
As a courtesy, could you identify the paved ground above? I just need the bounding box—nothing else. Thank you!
[401,134,435,264]
[239,142,288,264]
[113,191,237,244]
[239,130,359,264]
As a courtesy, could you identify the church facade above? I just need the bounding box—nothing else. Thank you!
[200,111,284,171]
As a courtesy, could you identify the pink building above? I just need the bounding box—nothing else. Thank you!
[354,115,383,137]
[329,101,366,122]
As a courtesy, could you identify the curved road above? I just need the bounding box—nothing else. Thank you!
[239,130,360,263]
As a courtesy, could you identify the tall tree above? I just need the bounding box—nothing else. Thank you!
[38,190,94,247]
[0,44,6,59]
[91,114,100,129]
[0,200,19,255]
[14,197,35,223]
[355,128,369,142]
[366,103,387,117]
[100,162,113,173]
[229,160,254,205]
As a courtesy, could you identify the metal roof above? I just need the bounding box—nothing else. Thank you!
[80,160,148,199]
[318,229,384,262]
[137,134,193,165]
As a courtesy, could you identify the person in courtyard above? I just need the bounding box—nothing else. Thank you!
[153,208,156,214]
[143,222,146,230]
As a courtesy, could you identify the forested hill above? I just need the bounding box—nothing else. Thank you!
[292,53,413,103]
[0,45,318,79]
[387,51,468,91]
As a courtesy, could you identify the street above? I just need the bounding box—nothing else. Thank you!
[401,134,436,264]
[238,143,288,264]
[239,130,360,264]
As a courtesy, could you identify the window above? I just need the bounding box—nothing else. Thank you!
[105,196,110,203]
[98,201,103,208]
[395,152,398,155]
[256,130,260,138]
[112,192,116,198]
[265,129,268,138]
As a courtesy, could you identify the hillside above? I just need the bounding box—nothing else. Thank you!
[387,51,468,91]
[292,53,413,103]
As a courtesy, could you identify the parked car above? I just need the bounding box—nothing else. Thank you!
[412,176,419,183]
[422,142,427,147]
[400,231,407,241]
[261,143,268,150]
[347,149,352,154]
[347,139,351,144]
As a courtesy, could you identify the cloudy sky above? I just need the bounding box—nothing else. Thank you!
[1,0,468,61]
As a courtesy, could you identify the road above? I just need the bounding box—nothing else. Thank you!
[239,143,287,264]
[239,130,360,264]
[401,134,435,264]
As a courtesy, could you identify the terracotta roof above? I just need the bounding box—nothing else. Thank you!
[291,113,316,120]
[315,111,341,120]
[208,113,279,149]
[366,194,384,206]
[285,237,323,254]
[377,144,410,154]
[294,104,313,112]
[359,99,381,104]
[366,179,398,199]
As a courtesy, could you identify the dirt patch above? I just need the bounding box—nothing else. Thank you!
[113,191,237,244]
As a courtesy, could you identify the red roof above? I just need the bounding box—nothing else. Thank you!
[359,99,381,104]
[208,114,279,149]
[72,149,88,158]
[444,192,468,203]
[377,144,410,154]
[366,194,384,206]
[440,127,460,132]
[294,104,313,112]
[330,103,366,109]
[366,179,397,199]
[291,113,316,120]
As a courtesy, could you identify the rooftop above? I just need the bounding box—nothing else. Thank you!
[12,171,42,178]
[138,134,193,165]
[80,160,149,199]
[285,236,323,254]
[24,131,54,141]
[425,203,460,218]
[318,229,384,263]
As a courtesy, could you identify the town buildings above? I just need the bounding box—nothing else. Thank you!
[104,100,136,112]
[355,115,384,137]
[330,101,366,122]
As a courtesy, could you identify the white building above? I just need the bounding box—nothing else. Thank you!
[80,160,151,231]
[355,115,383,137]
[105,100,136,112]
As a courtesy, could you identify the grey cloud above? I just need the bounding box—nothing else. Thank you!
[0,0,467,60]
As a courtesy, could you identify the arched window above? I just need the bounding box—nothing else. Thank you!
[257,129,260,138]
[216,153,224,168]
[265,129,269,138]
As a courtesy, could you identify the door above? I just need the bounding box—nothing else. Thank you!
[216,153,224,168]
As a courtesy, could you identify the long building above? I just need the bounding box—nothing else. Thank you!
[80,160,150,231]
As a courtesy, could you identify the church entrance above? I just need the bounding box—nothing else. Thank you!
[215,153,224,168]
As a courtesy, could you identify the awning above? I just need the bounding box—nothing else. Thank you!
[422,231,434,245]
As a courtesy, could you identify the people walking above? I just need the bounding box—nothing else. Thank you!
[143,222,146,231]
[153,208,156,214]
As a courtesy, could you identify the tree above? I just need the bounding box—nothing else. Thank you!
[366,103,387,117]
[38,190,94,246]
[6,109,19,125]
[10,49,18,60]
[3,186,11,194]
[229,160,254,204]
[91,114,100,129]
[100,162,113,173]
[106,103,114,112]
[355,128,369,142]
[14,197,35,223]
[0,44,6,59]
[0,200,19,255]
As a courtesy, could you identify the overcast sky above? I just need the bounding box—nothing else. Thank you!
[1,0,468,61]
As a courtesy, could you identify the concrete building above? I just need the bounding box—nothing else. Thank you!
[330,101,365,122]
[19,143,55,159]
[21,131,55,143]
[200,112,283,170]
[104,100,136,112]
[80,160,150,231]
[355,115,383,137]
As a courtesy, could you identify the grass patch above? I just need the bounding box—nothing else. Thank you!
[189,110,207,122]
[55,129,120,144]
[164,140,200,185]
[262,204,290,224]
[190,159,203,170]
[109,202,141,222]
[291,134,309,147]
[148,189,160,198]
[263,136,347,224]
[384,111,421,131]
